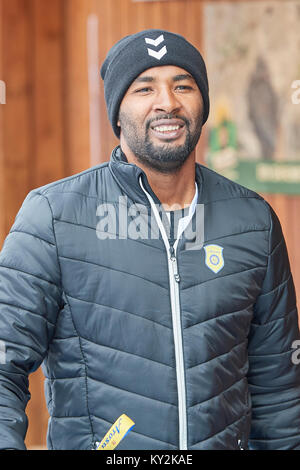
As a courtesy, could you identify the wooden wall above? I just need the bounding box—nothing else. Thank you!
[0,0,299,449]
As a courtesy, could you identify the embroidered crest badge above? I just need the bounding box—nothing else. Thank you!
[204,244,224,274]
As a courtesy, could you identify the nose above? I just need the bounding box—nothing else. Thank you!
[152,86,181,115]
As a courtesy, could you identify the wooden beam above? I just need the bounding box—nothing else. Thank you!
[1,0,34,234]
[0,0,5,245]
[31,0,65,188]
[63,0,92,174]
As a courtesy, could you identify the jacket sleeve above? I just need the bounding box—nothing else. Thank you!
[0,191,62,450]
[247,202,300,450]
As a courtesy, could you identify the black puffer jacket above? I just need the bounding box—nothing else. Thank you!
[0,146,299,450]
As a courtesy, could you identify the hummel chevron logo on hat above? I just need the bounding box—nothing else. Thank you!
[144,34,164,47]
[145,34,167,60]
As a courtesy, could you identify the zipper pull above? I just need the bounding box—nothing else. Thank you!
[169,246,180,282]
[238,439,244,450]
[169,245,175,259]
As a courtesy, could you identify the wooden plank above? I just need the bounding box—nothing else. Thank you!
[97,0,112,163]
[97,0,120,162]
[87,11,101,167]
[1,0,34,233]
[0,0,5,245]
[63,0,92,174]
[31,0,65,188]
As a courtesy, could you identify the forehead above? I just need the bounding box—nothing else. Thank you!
[131,65,195,83]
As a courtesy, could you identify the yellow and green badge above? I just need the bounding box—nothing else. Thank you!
[96,414,135,450]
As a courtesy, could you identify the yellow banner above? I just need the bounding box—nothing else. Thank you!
[96,414,135,450]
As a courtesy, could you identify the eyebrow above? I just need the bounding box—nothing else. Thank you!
[173,74,194,82]
[133,73,195,84]
[134,76,154,83]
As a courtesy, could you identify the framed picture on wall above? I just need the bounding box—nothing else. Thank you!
[204,0,300,194]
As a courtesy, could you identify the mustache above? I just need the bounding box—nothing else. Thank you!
[145,114,190,131]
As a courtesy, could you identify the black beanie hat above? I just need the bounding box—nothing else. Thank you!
[100,29,209,137]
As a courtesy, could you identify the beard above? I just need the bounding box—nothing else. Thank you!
[118,111,203,174]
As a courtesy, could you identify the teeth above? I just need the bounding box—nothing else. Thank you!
[154,125,180,132]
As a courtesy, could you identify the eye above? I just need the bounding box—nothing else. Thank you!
[134,87,153,94]
[175,85,193,91]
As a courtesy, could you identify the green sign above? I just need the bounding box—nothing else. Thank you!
[207,153,300,195]
[207,119,300,195]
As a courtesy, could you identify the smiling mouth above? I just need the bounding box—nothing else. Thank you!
[153,124,182,132]
[149,119,186,139]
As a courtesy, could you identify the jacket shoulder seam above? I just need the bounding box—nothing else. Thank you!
[34,163,109,196]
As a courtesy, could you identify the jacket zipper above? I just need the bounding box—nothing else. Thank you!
[139,178,187,450]
[168,243,187,450]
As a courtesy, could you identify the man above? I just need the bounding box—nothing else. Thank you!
[0,29,299,451]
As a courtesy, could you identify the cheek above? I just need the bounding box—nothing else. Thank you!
[120,97,152,123]
[119,109,148,134]
[190,103,204,126]
[187,93,203,118]
[118,111,146,141]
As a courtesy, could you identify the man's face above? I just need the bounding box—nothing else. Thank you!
[117,65,204,173]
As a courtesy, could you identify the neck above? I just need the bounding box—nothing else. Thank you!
[120,142,196,210]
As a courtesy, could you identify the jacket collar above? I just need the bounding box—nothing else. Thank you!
[108,145,203,206]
